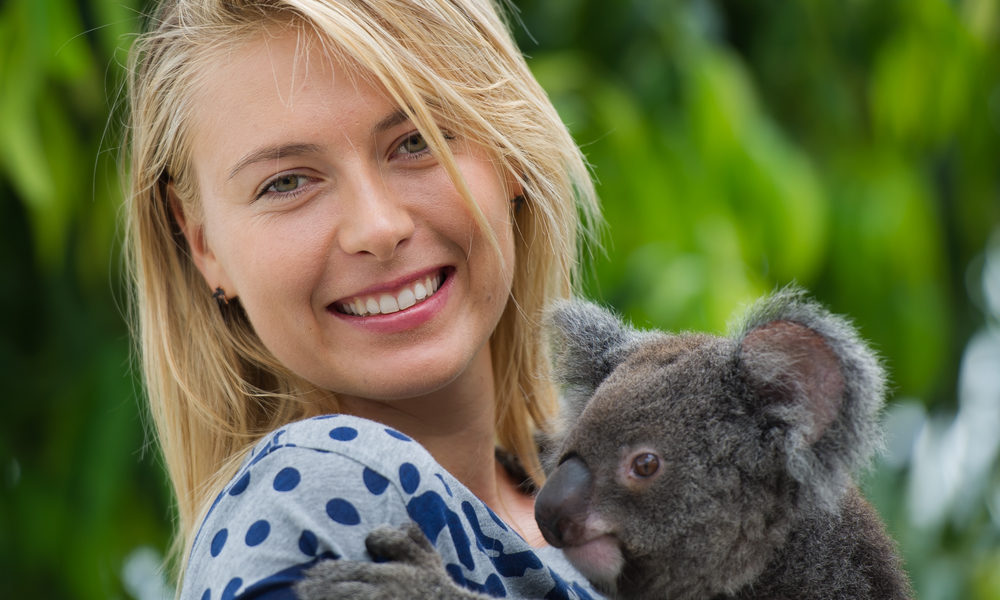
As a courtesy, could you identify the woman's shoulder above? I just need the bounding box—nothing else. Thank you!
[191,414,439,556]
[180,415,603,599]
[179,416,432,597]
[239,414,439,482]
[205,414,445,540]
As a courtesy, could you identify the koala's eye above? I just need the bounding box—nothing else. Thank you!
[631,453,660,478]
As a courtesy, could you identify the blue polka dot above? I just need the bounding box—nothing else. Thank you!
[273,467,301,492]
[363,468,390,495]
[385,428,412,441]
[399,462,420,494]
[329,427,359,441]
[245,520,271,546]
[201,589,211,600]
[210,529,228,557]
[326,498,361,525]
[221,578,242,600]
[299,529,318,556]
[229,472,251,496]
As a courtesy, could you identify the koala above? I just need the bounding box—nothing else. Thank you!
[534,289,912,599]
[297,289,912,599]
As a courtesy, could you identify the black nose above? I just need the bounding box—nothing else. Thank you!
[534,456,593,547]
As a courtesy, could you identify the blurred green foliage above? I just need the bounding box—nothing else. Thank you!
[1,0,174,598]
[1,0,997,598]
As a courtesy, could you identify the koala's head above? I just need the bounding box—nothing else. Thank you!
[535,289,885,599]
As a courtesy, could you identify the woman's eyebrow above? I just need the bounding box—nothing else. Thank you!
[226,110,411,180]
[373,108,411,135]
[227,143,324,180]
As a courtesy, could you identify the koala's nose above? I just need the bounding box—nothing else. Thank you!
[534,456,593,548]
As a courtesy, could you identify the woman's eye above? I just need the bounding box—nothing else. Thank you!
[398,133,429,156]
[269,174,306,193]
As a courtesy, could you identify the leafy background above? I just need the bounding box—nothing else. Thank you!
[1,0,998,597]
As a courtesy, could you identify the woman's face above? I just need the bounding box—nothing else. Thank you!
[180,30,517,403]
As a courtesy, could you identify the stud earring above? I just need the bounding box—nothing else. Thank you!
[212,287,229,307]
[511,195,525,213]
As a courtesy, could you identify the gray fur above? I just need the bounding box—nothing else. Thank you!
[537,288,911,599]
[542,299,658,472]
[735,288,886,512]
[546,298,654,420]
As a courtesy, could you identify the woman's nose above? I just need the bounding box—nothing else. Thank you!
[337,175,416,261]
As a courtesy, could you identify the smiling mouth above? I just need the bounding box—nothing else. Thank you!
[333,269,447,317]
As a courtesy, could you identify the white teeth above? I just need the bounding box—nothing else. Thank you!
[338,271,444,317]
[397,288,416,310]
[379,294,399,314]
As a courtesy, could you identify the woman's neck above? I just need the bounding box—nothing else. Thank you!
[330,345,545,546]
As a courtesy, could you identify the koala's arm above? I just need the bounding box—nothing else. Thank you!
[294,523,495,600]
[837,490,913,599]
[747,487,913,600]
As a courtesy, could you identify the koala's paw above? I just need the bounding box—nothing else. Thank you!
[293,523,492,600]
[364,521,440,569]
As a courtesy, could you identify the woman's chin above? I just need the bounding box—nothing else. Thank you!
[324,349,487,408]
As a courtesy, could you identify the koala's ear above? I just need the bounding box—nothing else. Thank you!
[735,288,886,509]
[545,299,649,420]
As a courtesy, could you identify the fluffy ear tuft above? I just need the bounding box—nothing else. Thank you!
[545,299,648,423]
[735,287,886,511]
[741,321,845,445]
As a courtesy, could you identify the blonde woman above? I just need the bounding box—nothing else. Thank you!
[126,0,601,597]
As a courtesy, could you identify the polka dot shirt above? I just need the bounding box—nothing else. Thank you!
[179,415,603,599]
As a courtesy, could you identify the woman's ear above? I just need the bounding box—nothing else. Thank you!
[167,181,237,298]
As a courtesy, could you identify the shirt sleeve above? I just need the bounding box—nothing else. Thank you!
[177,414,603,600]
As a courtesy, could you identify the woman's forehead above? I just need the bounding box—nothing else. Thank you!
[193,25,371,103]
[187,31,390,144]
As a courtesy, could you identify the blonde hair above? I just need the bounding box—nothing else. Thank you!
[125,0,599,572]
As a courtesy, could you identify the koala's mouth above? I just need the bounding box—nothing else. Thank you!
[561,534,624,589]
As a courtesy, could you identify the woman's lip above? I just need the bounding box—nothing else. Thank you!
[332,268,447,317]
[329,266,449,307]
[328,268,454,333]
